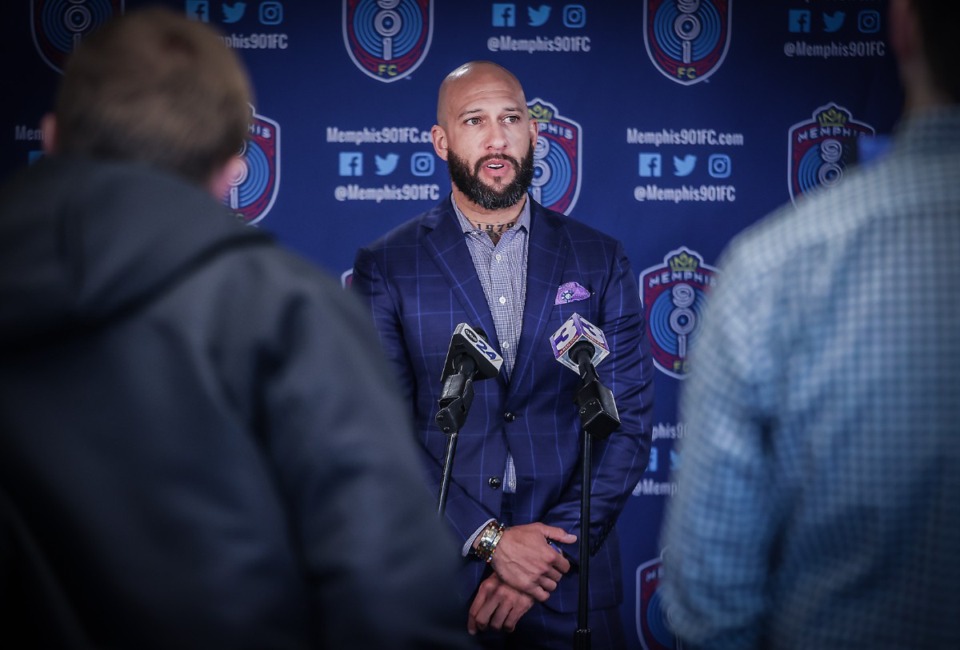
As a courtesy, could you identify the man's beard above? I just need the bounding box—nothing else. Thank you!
[447,141,534,211]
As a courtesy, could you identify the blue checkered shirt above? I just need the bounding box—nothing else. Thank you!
[452,197,530,382]
[661,107,960,650]
[453,196,530,501]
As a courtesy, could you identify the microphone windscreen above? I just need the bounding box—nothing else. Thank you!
[550,313,610,372]
[440,323,504,381]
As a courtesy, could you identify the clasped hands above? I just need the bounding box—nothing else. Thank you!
[467,522,576,635]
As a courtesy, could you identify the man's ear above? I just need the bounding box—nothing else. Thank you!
[207,155,246,200]
[40,113,57,155]
[431,124,448,161]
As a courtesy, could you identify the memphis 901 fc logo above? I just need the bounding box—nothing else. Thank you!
[644,0,731,86]
[222,105,280,226]
[343,0,433,83]
[32,0,124,74]
[528,98,582,216]
[640,247,717,380]
[636,556,680,650]
[788,102,875,206]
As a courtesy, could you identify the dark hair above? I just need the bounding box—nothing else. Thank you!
[912,0,959,102]
[54,7,253,184]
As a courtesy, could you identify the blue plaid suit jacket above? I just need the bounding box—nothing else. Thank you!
[352,196,654,612]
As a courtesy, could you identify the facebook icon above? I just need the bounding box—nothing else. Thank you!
[492,4,515,27]
[788,9,811,33]
[185,0,210,22]
[339,152,363,177]
[639,153,662,177]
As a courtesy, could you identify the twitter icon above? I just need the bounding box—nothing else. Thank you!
[375,154,399,176]
[222,2,246,23]
[528,5,550,26]
[673,155,696,177]
[823,12,845,33]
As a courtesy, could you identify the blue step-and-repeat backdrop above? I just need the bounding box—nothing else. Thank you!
[2,1,903,647]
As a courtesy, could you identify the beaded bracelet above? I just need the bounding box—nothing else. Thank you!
[473,521,505,563]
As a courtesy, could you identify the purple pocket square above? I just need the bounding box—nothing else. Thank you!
[555,282,590,305]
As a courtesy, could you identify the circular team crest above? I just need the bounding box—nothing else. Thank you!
[31,0,124,74]
[788,102,875,206]
[528,98,582,215]
[640,247,718,380]
[636,556,677,650]
[223,105,280,226]
[342,0,433,83]
[644,0,731,86]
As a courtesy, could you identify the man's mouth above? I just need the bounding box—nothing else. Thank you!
[479,157,513,174]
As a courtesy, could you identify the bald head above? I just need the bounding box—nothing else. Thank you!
[428,60,538,217]
[436,61,526,127]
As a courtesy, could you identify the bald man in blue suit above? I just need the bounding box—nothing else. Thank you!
[352,61,654,650]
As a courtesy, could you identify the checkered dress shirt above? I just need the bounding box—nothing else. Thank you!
[453,196,530,498]
[661,107,960,649]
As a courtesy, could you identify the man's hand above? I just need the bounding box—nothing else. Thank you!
[468,574,534,635]
[490,522,576,601]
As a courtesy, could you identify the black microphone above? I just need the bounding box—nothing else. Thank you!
[436,324,503,432]
[440,323,503,386]
[435,324,502,512]
[549,313,620,439]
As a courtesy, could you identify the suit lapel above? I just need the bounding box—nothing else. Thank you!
[510,202,568,391]
[422,201,500,353]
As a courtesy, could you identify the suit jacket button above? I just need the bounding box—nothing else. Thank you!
[503,412,516,422]
[488,476,502,489]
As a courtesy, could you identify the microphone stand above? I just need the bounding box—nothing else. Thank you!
[570,344,620,650]
[435,361,476,517]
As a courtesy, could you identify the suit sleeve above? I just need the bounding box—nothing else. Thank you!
[352,246,498,547]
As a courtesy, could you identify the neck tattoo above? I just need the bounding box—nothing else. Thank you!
[470,220,515,245]
[470,220,516,234]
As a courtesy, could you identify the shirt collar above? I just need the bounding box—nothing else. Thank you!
[451,193,531,235]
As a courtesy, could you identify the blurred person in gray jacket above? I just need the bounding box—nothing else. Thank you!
[0,7,474,649]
